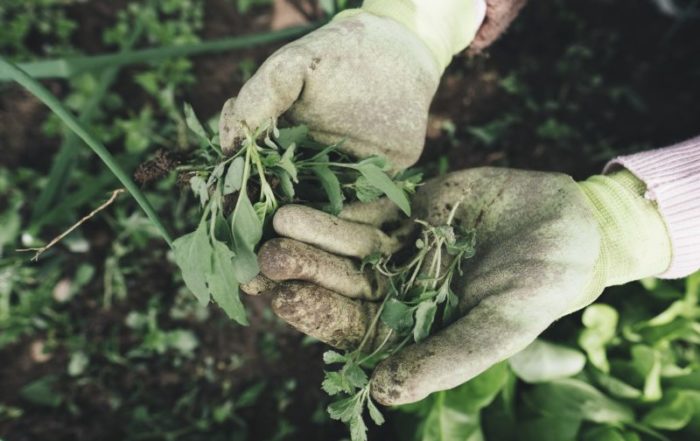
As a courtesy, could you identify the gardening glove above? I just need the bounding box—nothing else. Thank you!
[242,198,410,349]
[247,167,672,405]
[218,0,488,170]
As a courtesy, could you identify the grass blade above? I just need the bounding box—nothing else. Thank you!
[31,20,145,221]
[0,24,319,80]
[0,56,173,247]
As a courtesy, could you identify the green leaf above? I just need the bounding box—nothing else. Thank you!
[344,364,369,389]
[189,175,209,207]
[223,157,245,195]
[232,191,262,249]
[20,376,63,408]
[446,225,476,256]
[354,163,410,216]
[0,198,20,253]
[207,162,226,187]
[327,395,357,422]
[518,416,580,441]
[579,303,619,372]
[444,362,511,414]
[413,301,437,342]
[509,339,586,383]
[0,56,174,247]
[277,169,295,199]
[312,163,344,215]
[421,392,482,441]
[367,398,385,426]
[277,141,298,182]
[68,351,89,377]
[276,125,308,149]
[524,378,634,424]
[231,192,262,283]
[399,362,510,441]
[631,344,662,401]
[354,175,383,203]
[323,350,347,365]
[358,156,388,169]
[642,390,693,430]
[206,240,248,325]
[261,151,281,167]
[581,427,627,441]
[322,372,351,396]
[230,242,258,284]
[173,222,212,306]
[350,414,368,441]
[381,298,415,334]
[236,381,266,408]
[183,102,210,141]
[591,370,642,399]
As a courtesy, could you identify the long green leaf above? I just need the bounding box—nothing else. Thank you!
[0,57,173,246]
[31,20,145,222]
[355,163,411,216]
[0,25,318,81]
[312,163,344,215]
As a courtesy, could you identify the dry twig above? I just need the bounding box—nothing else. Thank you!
[17,188,125,261]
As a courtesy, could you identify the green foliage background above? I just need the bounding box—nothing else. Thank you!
[1,0,699,440]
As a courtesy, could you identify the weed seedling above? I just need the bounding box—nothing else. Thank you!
[322,205,476,441]
[174,105,420,325]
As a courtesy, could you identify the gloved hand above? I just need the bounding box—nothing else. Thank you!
[244,167,672,405]
[217,1,487,169]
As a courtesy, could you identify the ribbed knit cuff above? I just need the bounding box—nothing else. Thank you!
[604,136,700,279]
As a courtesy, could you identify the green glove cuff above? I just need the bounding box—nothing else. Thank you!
[578,170,672,292]
[335,0,486,71]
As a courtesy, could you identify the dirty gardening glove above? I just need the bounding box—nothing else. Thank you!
[218,0,486,169]
[248,167,672,405]
[243,198,410,349]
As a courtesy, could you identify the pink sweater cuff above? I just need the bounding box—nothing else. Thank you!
[604,135,700,279]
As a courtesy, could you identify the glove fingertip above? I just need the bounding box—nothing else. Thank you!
[218,97,243,153]
[240,274,276,296]
[370,356,427,406]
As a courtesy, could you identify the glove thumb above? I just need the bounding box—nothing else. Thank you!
[218,47,308,152]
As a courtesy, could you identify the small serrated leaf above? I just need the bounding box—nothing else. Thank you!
[323,350,347,365]
[344,364,369,389]
[381,298,414,333]
[367,398,385,426]
[327,395,357,422]
[350,414,368,441]
[322,371,353,395]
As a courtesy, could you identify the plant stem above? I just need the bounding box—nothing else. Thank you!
[0,57,174,247]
